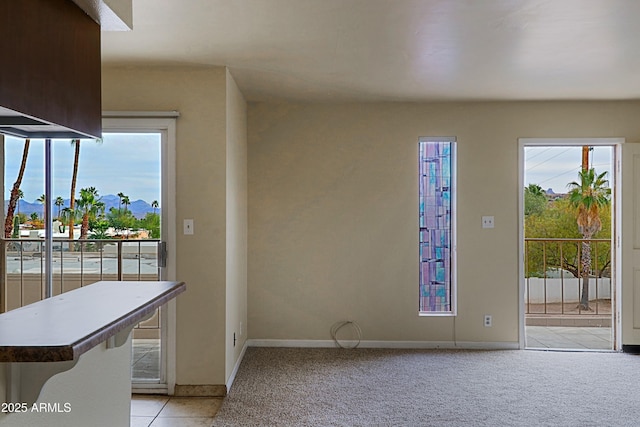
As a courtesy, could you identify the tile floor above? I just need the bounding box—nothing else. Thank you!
[526,326,612,350]
[131,340,224,425]
[131,395,223,427]
[132,339,160,380]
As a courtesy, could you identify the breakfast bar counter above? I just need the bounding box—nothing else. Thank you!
[0,280,185,427]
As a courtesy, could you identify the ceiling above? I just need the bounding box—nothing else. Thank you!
[101,0,640,102]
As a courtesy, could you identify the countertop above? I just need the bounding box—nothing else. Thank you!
[0,281,185,363]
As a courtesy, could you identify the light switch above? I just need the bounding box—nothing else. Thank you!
[183,219,194,235]
[482,216,494,229]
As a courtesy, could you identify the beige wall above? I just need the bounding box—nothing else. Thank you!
[247,101,640,347]
[102,66,230,388]
[225,69,248,380]
[98,67,640,390]
[621,142,640,347]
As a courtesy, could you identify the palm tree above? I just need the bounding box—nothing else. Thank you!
[117,192,125,211]
[527,183,544,196]
[37,194,46,225]
[67,138,102,242]
[524,184,547,216]
[567,168,611,310]
[55,196,64,220]
[5,139,30,238]
[59,207,75,233]
[122,195,130,213]
[76,187,104,239]
[17,189,24,217]
[151,200,159,215]
[68,139,81,241]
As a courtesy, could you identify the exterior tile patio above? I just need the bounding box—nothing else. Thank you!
[526,326,612,350]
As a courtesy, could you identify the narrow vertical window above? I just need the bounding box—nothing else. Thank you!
[419,138,456,314]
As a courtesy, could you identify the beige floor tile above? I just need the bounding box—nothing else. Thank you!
[150,417,214,427]
[131,395,170,417]
[158,397,222,418]
[130,416,155,427]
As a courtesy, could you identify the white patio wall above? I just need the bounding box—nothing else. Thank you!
[525,277,611,303]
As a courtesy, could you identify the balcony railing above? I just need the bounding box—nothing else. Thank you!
[524,237,611,319]
[0,238,162,338]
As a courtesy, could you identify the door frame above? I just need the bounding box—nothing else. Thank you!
[518,138,623,350]
[102,113,178,393]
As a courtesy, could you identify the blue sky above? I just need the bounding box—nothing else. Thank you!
[6,138,612,203]
[4,134,161,204]
[524,146,613,194]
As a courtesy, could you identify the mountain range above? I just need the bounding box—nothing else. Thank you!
[4,194,158,219]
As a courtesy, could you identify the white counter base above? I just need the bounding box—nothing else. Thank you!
[0,333,132,427]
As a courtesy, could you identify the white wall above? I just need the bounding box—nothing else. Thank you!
[525,278,611,303]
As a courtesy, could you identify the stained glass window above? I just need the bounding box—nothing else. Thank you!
[419,138,455,313]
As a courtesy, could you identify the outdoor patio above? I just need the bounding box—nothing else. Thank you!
[132,338,161,381]
[526,326,612,350]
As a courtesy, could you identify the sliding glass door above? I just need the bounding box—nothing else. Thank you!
[2,116,177,393]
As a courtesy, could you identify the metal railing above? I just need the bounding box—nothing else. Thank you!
[0,238,162,337]
[524,237,611,316]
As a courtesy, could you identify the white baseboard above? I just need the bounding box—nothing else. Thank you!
[246,339,519,350]
[226,340,249,392]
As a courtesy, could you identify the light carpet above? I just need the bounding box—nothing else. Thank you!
[212,347,640,427]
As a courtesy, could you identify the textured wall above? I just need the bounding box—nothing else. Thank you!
[247,101,640,347]
[102,65,228,385]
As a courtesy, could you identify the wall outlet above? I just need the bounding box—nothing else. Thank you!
[482,216,495,229]
[484,314,492,327]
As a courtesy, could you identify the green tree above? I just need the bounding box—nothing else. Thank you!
[88,217,111,240]
[11,216,19,238]
[117,192,125,211]
[68,139,81,241]
[139,212,160,239]
[17,189,24,217]
[107,207,136,237]
[525,198,579,239]
[37,194,46,225]
[59,207,77,234]
[76,187,104,239]
[525,197,611,280]
[5,139,30,238]
[151,200,159,215]
[122,195,130,213]
[524,184,547,216]
[15,213,27,225]
[567,168,611,310]
[54,196,65,220]
[67,138,102,243]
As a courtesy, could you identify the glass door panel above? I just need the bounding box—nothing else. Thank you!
[3,132,165,386]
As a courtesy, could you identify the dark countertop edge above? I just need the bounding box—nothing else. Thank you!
[0,281,186,363]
